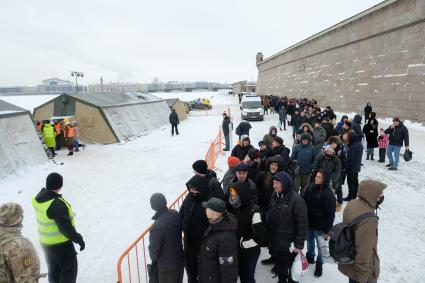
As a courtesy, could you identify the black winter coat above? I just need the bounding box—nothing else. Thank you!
[268,146,290,170]
[149,208,184,271]
[198,214,238,283]
[267,189,308,250]
[180,176,211,250]
[235,121,251,136]
[363,122,379,148]
[303,183,336,233]
[231,144,254,161]
[169,111,179,124]
[384,123,409,147]
[205,170,225,200]
[346,135,363,174]
[313,153,342,186]
[222,117,232,136]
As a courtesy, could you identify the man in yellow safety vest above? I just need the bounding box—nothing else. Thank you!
[32,173,85,283]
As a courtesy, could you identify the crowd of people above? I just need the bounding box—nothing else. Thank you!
[0,96,410,283]
[36,119,82,157]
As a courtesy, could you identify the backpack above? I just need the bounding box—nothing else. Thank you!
[328,211,377,264]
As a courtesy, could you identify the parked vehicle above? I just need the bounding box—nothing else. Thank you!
[241,95,264,121]
[189,98,212,110]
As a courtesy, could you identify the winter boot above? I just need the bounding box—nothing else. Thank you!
[314,262,323,278]
[371,154,374,160]
[388,167,397,171]
[306,254,316,264]
[67,151,73,156]
[386,163,393,167]
[366,154,370,160]
[261,257,275,265]
[336,202,342,212]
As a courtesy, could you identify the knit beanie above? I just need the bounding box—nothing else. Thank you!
[227,157,240,168]
[46,173,63,191]
[150,193,167,212]
[192,160,208,174]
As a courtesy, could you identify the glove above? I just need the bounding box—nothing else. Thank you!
[252,212,261,224]
[79,240,85,251]
[240,238,257,249]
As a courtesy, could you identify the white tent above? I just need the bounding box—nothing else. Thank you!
[0,99,48,178]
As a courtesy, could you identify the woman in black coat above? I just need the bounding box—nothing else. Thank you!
[343,131,363,201]
[362,118,379,160]
[303,170,336,277]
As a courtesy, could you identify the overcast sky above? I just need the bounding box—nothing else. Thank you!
[0,0,383,86]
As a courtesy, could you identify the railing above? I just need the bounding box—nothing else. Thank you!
[116,107,231,283]
[116,190,188,283]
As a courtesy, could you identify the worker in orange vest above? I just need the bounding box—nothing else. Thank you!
[64,122,75,156]
[54,122,63,151]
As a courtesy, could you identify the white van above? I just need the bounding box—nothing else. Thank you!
[240,95,264,121]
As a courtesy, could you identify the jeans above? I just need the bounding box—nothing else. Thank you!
[387,144,401,168]
[73,138,79,151]
[367,147,374,155]
[238,246,261,283]
[224,135,230,151]
[347,173,359,200]
[307,229,323,264]
[278,119,286,130]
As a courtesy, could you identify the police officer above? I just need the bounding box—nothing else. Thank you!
[0,202,41,283]
[32,173,85,283]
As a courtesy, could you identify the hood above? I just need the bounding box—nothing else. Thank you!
[357,180,387,208]
[35,188,61,203]
[341,115,348,122]
[186,175,209,200]
[229,181,252,207]
[272,171,293,192]
[354,114,363,124]
[313,169,331,191]
[44,124,52,129]
[370,112,376,119]
[300,122,313,133]
[266,155,286,172]
[240,135,250,143]
[269,126,277,135]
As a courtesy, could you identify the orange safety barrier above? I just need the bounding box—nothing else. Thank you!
[205,127,225,171]
[117,190,188,283]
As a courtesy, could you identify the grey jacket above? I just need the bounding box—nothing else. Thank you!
[148,208,184,272]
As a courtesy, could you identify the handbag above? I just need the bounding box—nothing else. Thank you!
[403,149,412,162]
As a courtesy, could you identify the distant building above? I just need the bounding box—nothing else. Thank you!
[233,80,256,95]
[37,78,86,93]
[88,82,148,93]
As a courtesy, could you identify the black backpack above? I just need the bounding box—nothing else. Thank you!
[329,211,377,264]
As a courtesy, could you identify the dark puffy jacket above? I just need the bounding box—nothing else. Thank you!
[205,170,225,200]
[180,175,211,250]
[291,143,317,175]
[313,152,342,186]
[235,121,251,136]
[346,135,363,174]
[384,123,409,147]
[263,126,278,148]
[227,182,265,246]
[229,177,257,205]
[255,155,286,212]
[198,214,238,283]
[322,123,334,141]
[267,172,308,250]
[169,111,179,124]
[231,144,254,161]
[222,117,232,136]
[149,208,184,271]
[303,181,336,233]
[363,122,379,148]
[351,115,363,137]
[246,161,261,184]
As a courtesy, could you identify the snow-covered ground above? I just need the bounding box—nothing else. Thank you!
[1,92,424,282]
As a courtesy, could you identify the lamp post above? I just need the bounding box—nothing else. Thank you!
[71,71,84,93]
